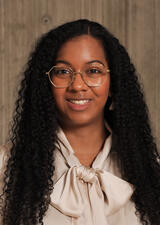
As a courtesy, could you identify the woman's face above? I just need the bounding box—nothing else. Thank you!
[51,35,110,127]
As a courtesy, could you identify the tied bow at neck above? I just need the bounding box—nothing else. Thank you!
[50,165,133,225]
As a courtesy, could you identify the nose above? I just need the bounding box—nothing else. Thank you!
[68,72,88,91]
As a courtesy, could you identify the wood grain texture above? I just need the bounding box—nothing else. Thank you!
[0,0,159,148]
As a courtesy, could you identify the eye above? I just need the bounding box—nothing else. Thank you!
[54,68,70,75]
[86,68,103,74]
[50,67,73,78]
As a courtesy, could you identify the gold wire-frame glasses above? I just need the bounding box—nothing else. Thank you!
[46,64,110,88]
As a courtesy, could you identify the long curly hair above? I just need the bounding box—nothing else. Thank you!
[1,19,160,225]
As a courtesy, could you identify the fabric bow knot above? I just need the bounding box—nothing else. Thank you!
[76,166,100,183]
[50,165,133,225]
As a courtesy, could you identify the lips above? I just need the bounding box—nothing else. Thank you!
[67,99,91,105]
[66,98,92,111]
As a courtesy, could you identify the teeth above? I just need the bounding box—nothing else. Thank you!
[68,100,90,105]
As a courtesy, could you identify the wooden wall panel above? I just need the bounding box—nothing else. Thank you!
[125,0,160,147]
[0,0,159,148]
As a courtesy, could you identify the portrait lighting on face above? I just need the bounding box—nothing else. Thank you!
[49,35,111,128]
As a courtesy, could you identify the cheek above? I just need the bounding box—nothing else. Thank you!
[94,78,110,104]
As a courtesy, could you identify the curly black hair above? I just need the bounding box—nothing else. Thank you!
[1,19,160,225]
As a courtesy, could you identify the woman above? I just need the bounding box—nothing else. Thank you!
[0,19,160,225]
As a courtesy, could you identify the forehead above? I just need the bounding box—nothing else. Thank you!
[56,35,108,67]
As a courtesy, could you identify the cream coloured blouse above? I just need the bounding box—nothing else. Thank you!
[0,127,141,225]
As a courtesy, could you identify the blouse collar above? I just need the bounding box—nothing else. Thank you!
[55,121,112,169]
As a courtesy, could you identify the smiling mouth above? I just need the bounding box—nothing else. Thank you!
[67,99,91,105]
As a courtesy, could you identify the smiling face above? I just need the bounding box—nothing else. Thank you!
[51,35,110,128]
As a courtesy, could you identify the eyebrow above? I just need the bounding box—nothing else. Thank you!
[55,60,71,66]
[55,60,105,66]
[86,60,104,66]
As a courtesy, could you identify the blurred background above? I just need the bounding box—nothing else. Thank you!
[0,0,159,148]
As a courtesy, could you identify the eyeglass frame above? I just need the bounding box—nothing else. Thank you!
[45,65,110,88]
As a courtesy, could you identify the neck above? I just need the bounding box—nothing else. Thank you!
[60,119,109,167]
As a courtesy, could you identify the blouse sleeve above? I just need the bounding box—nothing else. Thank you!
[0,142,11,225]
[0,142,12,193]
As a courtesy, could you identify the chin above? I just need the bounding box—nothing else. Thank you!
[62,113,102,128]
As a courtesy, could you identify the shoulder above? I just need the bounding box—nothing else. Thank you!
[0,142,12,224]
[0,142,12,175]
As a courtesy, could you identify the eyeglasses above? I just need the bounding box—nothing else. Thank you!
[46,63,110,88]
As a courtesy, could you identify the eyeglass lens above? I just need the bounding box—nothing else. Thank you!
[49,64,108,87]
